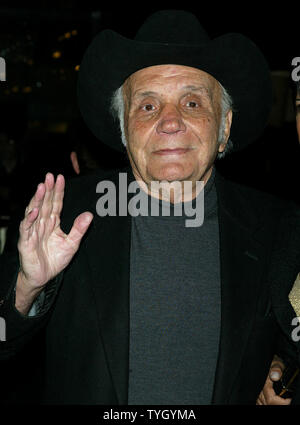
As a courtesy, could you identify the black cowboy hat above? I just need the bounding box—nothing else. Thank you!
[77,10,272,153]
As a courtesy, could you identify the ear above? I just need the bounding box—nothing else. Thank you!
[218,109,233,153]
[70,151,80,175]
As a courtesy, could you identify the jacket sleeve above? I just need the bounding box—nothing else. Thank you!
[0,249,63,360]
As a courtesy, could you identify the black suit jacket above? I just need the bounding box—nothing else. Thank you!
[0,167,298,404]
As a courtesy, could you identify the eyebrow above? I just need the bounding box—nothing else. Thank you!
[132,85,212,100]
[133,90,157,99]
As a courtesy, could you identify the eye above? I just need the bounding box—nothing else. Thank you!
[142,104,156,112]
[186,100,199,108]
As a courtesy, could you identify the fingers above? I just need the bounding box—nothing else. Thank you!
[25,173,65,219]
[260,375,292,405]
[256,355,290,406]
[259,390,267,405]
[257,393,292,406]
[66,212,93,246]
[24,182,46,219]
[20,182,46,242]
[23,207,39,231]
[38,173,55,221]
[19,173,65,243]
[51,174,65,217]
[18,173,93,255]
[40,174,65,238]
[38,173,65,222]
[19,207,40,244]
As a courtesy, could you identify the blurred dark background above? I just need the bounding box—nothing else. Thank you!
[0,2,299,254]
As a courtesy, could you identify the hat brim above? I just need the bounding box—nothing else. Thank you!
[77,29,272,152]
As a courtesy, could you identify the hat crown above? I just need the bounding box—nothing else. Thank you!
[134,10,210,45]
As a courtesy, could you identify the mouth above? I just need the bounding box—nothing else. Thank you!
[153,148,192,156]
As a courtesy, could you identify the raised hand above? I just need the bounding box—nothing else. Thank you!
[16,173,93,314]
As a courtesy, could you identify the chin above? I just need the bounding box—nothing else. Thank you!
[147,163,195,182]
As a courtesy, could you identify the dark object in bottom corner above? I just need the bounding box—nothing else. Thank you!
[273,363,300,399]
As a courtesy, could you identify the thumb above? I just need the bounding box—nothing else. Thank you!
[67,212,93,245]
[269,364,284,381]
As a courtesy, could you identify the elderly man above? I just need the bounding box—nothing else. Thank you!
[0,10,298,405]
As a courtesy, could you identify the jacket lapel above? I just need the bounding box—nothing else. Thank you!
[212,174,267,403]
[82,168,133,405]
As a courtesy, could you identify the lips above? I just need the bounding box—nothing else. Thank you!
[153,148,191,156]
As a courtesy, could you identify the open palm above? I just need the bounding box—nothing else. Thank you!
[17,173,93,289]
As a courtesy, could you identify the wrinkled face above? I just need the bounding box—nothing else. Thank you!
[123,65,232,190]
[296,94,300,142]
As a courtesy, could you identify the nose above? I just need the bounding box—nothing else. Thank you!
[156,103,186,135]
